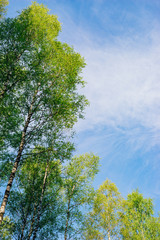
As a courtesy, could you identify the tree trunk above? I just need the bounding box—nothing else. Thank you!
[20,218,27,240]
[32,161,49,240]
[0,91,38,224]
[27,205,37,240]
[20,206,30,240]
[108,231,111,240]
[64,198,71,240]
[64,185,75,240]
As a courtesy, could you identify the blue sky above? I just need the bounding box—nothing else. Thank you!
[7,0,160,212]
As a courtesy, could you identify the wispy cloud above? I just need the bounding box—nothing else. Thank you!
[71,27,160,149]
[80,34,160,124]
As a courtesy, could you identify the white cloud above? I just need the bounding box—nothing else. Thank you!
[50,1,160,149]
[65,26,160,153]
[75,30,160,135]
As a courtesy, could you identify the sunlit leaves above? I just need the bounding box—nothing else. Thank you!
[61,153,100,239]
[120,190,160,240]
[83,179,122,240]
[0,0,8,18]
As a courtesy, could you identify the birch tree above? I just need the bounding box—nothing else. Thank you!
[61,153,100,240]
[0,2,87,224]
[3,147,64,240]
[1,152,99,239]
[120,190,160,240]
[83,179,122,240]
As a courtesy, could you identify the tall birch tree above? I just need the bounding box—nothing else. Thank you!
[0,2,87,224]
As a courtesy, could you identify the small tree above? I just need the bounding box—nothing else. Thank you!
[61,153,100,240]
[119,190,160,240]
[83,179,122,240]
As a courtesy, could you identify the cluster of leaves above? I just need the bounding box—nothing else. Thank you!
[0,0,8,18]
[83,180,160,240]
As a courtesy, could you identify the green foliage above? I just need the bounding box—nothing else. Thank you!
[0,0,8,18]
[0,216,14,240]
[1,153,99,239]
[60,153,100,240]
[120,190,160,240]
[6,147,63,239]
[83,185,160,240]
[144,215,160,239]
[19,2,61,42]
[0,2,87,132]
[83,179,122,240]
